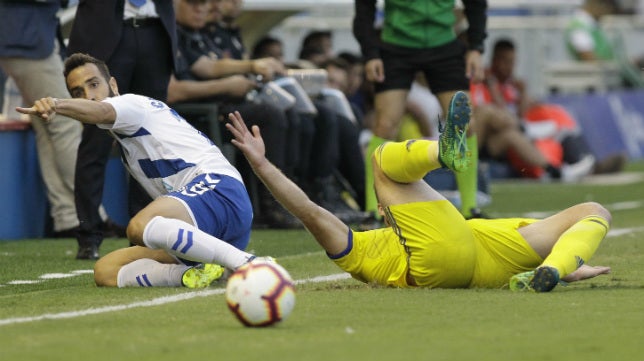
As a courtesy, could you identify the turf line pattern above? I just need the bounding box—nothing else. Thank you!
[0,273,351,327]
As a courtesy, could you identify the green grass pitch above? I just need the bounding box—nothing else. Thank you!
[1,162,643,361]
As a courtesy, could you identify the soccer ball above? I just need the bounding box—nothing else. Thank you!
[225,259,296,327]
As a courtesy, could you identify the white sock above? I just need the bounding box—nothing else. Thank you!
[116,258,190,287]
[142,216,254,269]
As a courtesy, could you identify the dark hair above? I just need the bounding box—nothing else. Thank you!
[322,57,350,72]
[298,45,326,61]
[63,53,111,82]
[301,30,332,50]
[337,52,363,66]
[251,36,282,60]
[492,38,515,55]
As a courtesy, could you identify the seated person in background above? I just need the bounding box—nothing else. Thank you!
[251,36,369,222]
[172,0,301,228]
[336,51,370,124]
[565,0,644,87]
[250,36,284,64]
[226,92,612,293]
[471,38,624,180]
[19,53,266,288]
[204,0,245,60]
[196,0,358,224]
[297,30,334,69]
[321,57,368,212]
[470,103,569,180]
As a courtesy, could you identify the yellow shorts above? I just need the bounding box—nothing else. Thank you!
[393,200,476,288]
[333,200,477,288]
[332,227,409,287]
[467,218,543,288]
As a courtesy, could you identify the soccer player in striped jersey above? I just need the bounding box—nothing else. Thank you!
[18,53,262,288]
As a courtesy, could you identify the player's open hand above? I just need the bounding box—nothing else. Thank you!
[225,111,267,168]
[561,264,611,283]
[16,97,58,121]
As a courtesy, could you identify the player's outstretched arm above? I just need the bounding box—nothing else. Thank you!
[16,97,116,124]
[226,111,350,255]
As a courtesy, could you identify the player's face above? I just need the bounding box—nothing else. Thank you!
[66,63,117,101]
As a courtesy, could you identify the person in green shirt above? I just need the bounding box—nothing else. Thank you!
[566,0,644,87]
[566,0,616,61]
[353,0,488,220]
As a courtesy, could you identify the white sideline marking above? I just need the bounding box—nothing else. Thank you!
[0,273,351,327]
[40,273,78,279]
[512,200,643,219]
[7,280,41,285]
[607,226,644,237]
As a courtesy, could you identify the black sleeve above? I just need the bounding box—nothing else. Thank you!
[352,0,380,61]
[176,27,204,69]
[462,0,488,53]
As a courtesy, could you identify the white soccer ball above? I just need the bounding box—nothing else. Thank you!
[225,259,296,327]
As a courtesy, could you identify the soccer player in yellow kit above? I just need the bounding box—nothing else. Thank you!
[226,91,612,292]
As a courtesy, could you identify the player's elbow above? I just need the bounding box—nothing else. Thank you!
[166,77,184,104]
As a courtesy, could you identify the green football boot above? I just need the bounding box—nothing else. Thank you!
[510,266,560,292]
[182,263,225,288]
[438,91,472,172]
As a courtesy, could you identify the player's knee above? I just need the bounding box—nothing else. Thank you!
[587,202,612,224]
[94,258,118,287]
[578,201,611,224]
[126,215,148,246]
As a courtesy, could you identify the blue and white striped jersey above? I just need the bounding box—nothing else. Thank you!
[99,94,243,199]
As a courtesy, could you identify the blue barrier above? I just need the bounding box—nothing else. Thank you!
[547,89,644,161]
[0,122,47,239]
[0,121,129,240]
[103,156,129,227]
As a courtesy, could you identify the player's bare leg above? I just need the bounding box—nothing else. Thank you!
[437,90,479,218]
[365,89,409,217]
[372,91,472,208]
[511,202,611,292]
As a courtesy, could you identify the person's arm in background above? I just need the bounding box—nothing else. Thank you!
[513,77,538,118]
[166,74,256,104]
[462,0,488,83]
[190,56,284,81]
[353,0,384,82]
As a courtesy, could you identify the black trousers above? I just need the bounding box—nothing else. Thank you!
[75,20,172,247]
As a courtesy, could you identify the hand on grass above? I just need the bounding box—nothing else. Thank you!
[561,265,611,283]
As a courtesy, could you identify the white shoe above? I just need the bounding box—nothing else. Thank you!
[561,155,595,183]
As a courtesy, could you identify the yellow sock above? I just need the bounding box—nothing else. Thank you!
[375,139,440,183]
[542,216,609,277]
[365,135,387,214]
[455,135,478,217]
